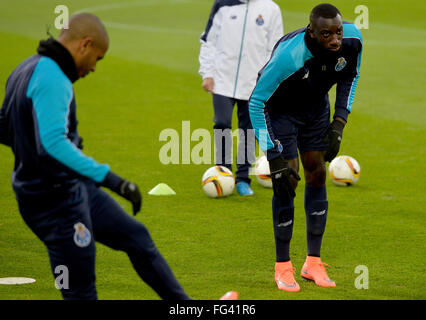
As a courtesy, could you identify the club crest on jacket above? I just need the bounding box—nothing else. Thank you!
[335,57,347,71]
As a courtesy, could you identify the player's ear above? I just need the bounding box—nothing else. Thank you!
[307,24,315,38]
[79,37,94,53]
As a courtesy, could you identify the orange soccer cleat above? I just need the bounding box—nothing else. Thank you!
[275,261,300,292]
[219,291,239,300]
[301,256,336,287]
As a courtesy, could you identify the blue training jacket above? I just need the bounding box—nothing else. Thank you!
[0,40,110,195]
[249,22,363,158]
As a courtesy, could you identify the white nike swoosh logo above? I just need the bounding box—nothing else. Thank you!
[277,220,293,227]
[311,210,326,216]
[277,280,296,288]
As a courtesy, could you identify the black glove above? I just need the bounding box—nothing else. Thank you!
[102,171,142,215]
[269,155,300,203]
[324,119,345,162]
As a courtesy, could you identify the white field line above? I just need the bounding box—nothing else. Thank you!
[103,22,426,46]
[283,10,426,37]
[76,0,194,13]
[104,21,200,36]
[76,3,426,45]
[363,40,426,47]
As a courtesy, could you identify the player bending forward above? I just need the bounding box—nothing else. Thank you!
[248,3,363,292]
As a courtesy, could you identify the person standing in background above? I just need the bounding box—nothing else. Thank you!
[199,0,284,196]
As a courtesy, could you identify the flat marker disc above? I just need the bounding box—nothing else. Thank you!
[0,277,36,285]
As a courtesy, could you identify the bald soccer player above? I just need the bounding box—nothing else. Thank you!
[0,13,200,300]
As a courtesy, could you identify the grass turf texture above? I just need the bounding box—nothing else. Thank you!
[0,0,425,300]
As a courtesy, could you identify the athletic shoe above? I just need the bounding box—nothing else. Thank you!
[301,256,336,287]
[219,291,239,300]
[236,181,254,196]
[275,261,300,292]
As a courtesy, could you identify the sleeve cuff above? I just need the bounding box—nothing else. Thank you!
[266,150,282,161]
[101,171,122,191]
[201,73,214,80]
[333,107,350,122]
[264,138,284,161]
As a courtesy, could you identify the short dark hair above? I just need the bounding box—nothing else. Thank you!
[310,3,341,20]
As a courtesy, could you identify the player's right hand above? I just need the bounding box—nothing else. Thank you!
[101,171,142,215]
[269,155,300,203]
[324,119,345,162]
[202,77,215,94]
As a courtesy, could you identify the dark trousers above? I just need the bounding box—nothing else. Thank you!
[213,94,255,184]
[16,181,190,300]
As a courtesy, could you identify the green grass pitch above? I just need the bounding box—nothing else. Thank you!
[0,0,425,300]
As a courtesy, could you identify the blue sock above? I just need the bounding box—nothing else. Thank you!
[304,185,328,257]
[272,195,294,262]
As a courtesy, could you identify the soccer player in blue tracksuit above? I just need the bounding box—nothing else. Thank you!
[248,4,363,292]
[0,13,190,300]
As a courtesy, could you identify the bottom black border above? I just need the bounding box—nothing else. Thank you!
[2,300,421,318]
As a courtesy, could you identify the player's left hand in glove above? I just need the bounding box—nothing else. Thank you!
[101,171,142,215]
[269,155,300,203]
[324,119,345,162]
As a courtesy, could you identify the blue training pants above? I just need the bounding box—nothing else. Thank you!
[16,180,190,300]
[212,94,256,184]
